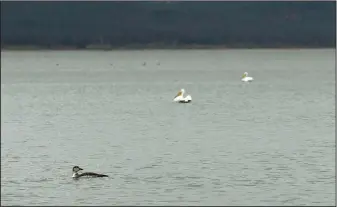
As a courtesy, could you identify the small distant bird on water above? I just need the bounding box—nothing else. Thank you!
[173,88,192,103]
[72,166,109,179]
[241,72,254,82]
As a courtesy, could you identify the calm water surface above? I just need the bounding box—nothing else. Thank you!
[1,49,335,205]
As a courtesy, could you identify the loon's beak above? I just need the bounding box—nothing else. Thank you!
[79,167,83,170]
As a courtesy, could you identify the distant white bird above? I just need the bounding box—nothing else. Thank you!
[241,72,254,82]
[173,88,192,103]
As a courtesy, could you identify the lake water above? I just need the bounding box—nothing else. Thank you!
[1,49,335,206]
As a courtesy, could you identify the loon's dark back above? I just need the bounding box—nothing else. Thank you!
[79,172,109,178]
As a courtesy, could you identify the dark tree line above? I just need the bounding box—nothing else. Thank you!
[1,1,336,49]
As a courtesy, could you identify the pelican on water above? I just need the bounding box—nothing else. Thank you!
[241,72,254,82]
[173,88,192,103]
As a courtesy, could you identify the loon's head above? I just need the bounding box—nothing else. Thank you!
[73,166,83,173]
[72,166,83,178]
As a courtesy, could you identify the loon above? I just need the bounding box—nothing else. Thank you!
[72,166,109,179]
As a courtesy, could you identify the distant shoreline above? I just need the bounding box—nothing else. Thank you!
[1,44,335,51]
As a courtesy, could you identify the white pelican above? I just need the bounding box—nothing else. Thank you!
[241,72,254,82]
[173,88,192,103]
